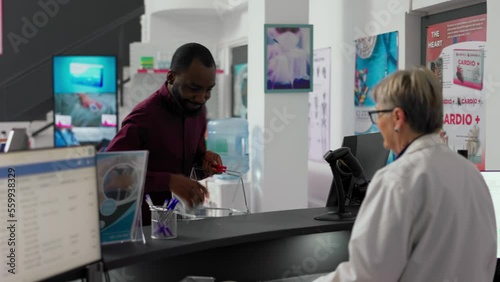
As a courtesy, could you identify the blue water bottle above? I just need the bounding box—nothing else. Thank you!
[207,118,249,180]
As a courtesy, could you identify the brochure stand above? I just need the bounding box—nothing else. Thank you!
[96,151,148,245]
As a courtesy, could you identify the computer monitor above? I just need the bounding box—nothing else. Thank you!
[4,128,30,153]
[341,132,390,182]
[481,171,500,258]
[0,146,101,281]
[325,132,390,208]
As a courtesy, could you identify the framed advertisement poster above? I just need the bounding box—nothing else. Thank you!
[425,13,487,170]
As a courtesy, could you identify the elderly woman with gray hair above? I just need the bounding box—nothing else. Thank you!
[314,67,496,282]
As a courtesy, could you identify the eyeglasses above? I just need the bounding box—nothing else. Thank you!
[368,109,394,124]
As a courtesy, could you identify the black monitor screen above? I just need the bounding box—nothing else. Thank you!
[325,132,389,208]
[341,132,389,182]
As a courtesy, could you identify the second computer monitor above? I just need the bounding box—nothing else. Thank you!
[4,128,30,153]
[341,132,390,183]
[325,132,389,208]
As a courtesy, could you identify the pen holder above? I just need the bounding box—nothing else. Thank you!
[151,208,177,239]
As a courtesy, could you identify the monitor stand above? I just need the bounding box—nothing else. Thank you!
[314,209,356,221]
[315,160,359,222]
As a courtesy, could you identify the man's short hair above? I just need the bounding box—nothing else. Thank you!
[170,43,216,73]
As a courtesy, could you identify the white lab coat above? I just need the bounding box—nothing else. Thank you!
[314,134,497,282]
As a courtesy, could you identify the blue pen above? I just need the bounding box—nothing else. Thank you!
[154,224,163,236]
[167,198,179,210]
[171,199,179,210]
[164,225,173,237]
[160,225,167,237]
[145,194,154,207]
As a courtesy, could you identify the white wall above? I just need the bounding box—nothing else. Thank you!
[247,0,310,212]
[143,0,248,68]
[264,0,309,212]
[484,0,500,169]
[149,13,222,57]
[308,0,418,207]
[220,7,248,45]
[217,6,249,118]
[218,6,249,72]
[308,0,354,207]
[247,0,266,212]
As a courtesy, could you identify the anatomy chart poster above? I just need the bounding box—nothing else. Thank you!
[426,14,486,170]
[308,47,331,161]
[354,31,398,135]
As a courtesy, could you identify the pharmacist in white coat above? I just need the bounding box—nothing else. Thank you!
[314,67,497,282]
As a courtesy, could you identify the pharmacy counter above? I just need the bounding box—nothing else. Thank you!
[101,207,354,281]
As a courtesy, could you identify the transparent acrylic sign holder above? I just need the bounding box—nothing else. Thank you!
[97,151,148,245]
[186,167,250,219]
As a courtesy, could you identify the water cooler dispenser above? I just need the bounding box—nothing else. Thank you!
[204,118,250,212]
[206,118,249,178]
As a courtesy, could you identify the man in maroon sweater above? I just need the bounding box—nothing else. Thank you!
[106,43,222,224]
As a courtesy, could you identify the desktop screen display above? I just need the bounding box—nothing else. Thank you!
[325,132,390,207]
[0,146,101,281]
[4,128,30,153]
[53,55,118,148]
[481,171,500,258]
[342,132,390,182]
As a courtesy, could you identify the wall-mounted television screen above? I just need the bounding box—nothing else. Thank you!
[53,55,118,149]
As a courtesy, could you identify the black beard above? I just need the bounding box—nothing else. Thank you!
[171,84,204,117]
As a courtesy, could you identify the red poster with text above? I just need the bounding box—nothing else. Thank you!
[426,14,487,170]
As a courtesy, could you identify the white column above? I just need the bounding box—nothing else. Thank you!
[307,0,354,207]
[485,0,500,169]
[248,0,309,212]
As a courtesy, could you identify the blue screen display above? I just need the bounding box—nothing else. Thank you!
[53,56,117,94]
[53,55,118,148]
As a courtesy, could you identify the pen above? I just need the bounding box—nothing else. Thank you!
[145,194,154,207]
[167,198,179,211]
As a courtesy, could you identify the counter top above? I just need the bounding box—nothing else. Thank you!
[102,207,354,270]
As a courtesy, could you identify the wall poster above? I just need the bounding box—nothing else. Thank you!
[265,24,313,93]
[426,14,487,170]
[308,47,330,161]
[354,31,399,135]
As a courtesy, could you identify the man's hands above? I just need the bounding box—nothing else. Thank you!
[167,151,221,207]
[169,174,209,208]
[203,151,223,176]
